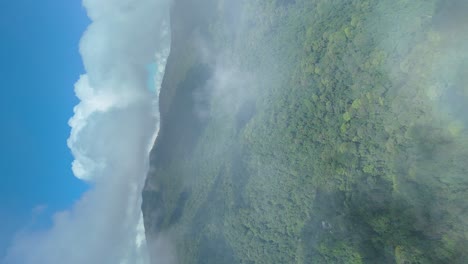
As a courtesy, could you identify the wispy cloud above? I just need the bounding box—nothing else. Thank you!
[3,0,170,263]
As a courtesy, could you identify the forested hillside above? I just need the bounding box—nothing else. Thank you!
[143,0,468,263]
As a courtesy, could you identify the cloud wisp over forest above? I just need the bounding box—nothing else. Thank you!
[3,0,170,263]
[141,0,468,262]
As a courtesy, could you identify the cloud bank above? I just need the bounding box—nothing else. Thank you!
[3,0,170,263]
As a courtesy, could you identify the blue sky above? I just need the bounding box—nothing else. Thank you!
[0,0,89,257]
[0,0,170,262]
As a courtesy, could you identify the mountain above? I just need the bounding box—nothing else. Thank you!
[142,0,468,263]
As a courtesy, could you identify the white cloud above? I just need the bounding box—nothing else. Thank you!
[3,0,170,263]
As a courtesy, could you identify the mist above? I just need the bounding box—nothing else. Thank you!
[142,0,468,263]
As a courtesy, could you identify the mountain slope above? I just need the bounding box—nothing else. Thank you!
[143,0,468,263]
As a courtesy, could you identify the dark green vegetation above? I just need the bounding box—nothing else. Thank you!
[142,0,468,263]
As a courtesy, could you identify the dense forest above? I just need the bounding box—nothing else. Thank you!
[142,0,468,263]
